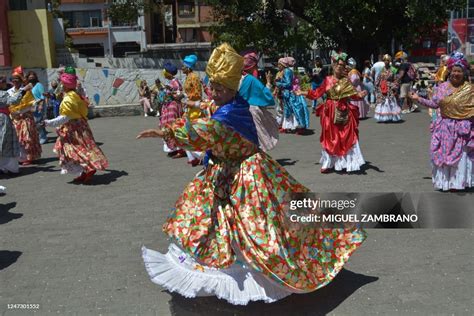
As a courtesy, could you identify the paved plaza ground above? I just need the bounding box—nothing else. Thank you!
[1,108,473,315]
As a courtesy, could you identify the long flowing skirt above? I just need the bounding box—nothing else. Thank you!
[0,113,20,173]
[160,101,183,151]
[351,100,369,118]
[374,96,401,122]
[53,118,108,174]
[11,111,41,161]
[249,106,279,151]
[283,93,310,129]
[143,152,367,305]
[320,142,366,172]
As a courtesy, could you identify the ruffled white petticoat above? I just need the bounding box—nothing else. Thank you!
[432,148,473,191]
[142,243,295,305]
[374,97,401,122]
[320,142,366,172]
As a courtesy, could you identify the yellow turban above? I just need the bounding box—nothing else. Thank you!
[395,51,407,60]
[206,43,243,91]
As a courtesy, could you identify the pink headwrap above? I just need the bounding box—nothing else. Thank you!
[447,52,469,71]
[278,57,296,68]
[60,73,78,89]
[243,52,259,71]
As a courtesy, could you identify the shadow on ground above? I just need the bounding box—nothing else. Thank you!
[276,159,298,166]
[70,170,129,186]
[168,269,378,316]
[0,202,22,224]
[0,165,58,179]
[0,250,22,271]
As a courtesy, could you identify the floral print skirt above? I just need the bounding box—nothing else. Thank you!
[143,151,367,304]
[53,118,108,174]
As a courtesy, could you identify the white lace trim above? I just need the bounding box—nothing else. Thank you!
[320,142,366,172]
[374,97,402,122]
[282,115,300,130]
[142,243,294,305]
[432,148,473,191]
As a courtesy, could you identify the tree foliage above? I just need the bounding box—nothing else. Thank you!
[206,0,465,62]
[108,0,161,26]
[204,0,314,59]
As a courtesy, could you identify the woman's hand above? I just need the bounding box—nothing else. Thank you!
[265,71,273,84]
[136,129,164,139]
[358,90,368,98]
[408,91,419,102]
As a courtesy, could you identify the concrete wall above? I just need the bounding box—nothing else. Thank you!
[8,9,56,68]
[0,67,207,107]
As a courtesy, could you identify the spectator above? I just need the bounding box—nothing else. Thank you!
[138,80,154,117]
[394,51,416,113]
[362,60,375,105]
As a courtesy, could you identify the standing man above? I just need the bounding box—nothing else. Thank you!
[394,51,416,113]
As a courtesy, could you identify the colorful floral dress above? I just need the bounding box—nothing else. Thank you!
[416,81,473,190]
[374,66,401,122]
[47,90,108,175]
[142,97,367,305]
[160,78,183,152]
[8,88,42,162]
[306,76,366,172]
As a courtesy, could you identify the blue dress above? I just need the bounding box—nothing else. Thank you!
[275,68,310,129]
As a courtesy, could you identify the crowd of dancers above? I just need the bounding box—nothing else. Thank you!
[0,43,472,305]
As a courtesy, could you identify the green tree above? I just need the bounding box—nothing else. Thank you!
[108,0,160,26]
[205,0,465,63]
[297,0,465,61]
[205,0,314,59]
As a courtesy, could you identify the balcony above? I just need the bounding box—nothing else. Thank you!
[66,27,108,37]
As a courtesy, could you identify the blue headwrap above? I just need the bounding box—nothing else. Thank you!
[183,54,198,69]
[163,62,178,76]
[203,95,259,167]
[238,74,275,107]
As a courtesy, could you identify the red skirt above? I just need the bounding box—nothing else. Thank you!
[53,118,108,173]
[316,99,359,156]
[12,111,42,161]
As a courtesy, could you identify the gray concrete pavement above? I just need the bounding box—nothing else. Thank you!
[1,109,473,315]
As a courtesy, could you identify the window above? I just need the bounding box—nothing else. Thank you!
[178,3,195,17]
[9,0,27,10]
[180,28,197,42]
[63,10,102,28]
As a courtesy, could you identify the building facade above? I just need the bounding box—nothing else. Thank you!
[60,0,147,57]
[1,0,56,68]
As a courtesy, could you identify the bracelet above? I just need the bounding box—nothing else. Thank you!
[194,101,201,108]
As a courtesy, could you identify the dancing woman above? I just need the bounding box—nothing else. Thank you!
[374,54,402,122]
[44,68,108,183]
[8,67,42,165]
[138,43,366,305]
[299,52,367,173]
[409,52,473,191]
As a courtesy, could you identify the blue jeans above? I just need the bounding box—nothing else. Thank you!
[363,81,375,103]
[34,105,47,143]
